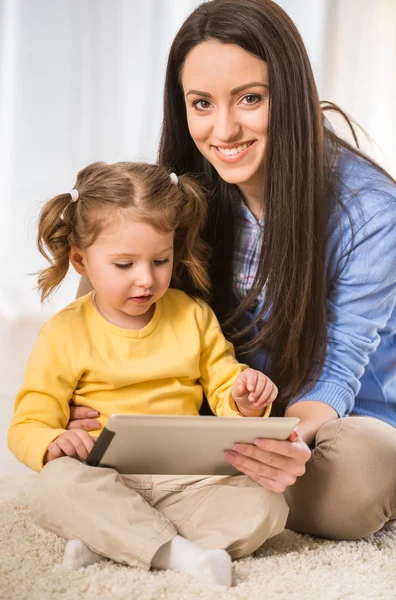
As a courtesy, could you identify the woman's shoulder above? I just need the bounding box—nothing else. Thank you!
[336,147,396,214]
[326,148,396,276]
[329,147,396,243]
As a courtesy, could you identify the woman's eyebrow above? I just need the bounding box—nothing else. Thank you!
[230,82,269,95]
[185,82,269,98]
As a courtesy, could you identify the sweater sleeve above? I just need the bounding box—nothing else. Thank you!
[7,321,77,472]
[197,302,247,416]
[288,195,396,416]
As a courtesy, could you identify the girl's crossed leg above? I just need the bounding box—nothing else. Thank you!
[31,457,288,586]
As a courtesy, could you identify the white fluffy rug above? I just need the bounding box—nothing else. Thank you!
[1,474,395,600]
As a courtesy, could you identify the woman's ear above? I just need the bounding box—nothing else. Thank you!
[70,247,87,276]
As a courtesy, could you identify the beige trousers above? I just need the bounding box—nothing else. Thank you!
[31,458,288,570]
[285,416,396,540]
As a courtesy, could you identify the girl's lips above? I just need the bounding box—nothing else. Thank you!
[130,295,153,304]
[212,141,256,164]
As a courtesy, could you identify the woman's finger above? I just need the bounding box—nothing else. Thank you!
[226,449,296,484]
[254,436,311,462]
[69,405,99,420]
[66,418,101,431]
[234,464,290,494]
[225,438,310,476]
[225,447,298,482]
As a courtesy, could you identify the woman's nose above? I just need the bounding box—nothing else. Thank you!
[213,107,241,141]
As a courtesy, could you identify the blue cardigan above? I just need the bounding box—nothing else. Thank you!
[244,147,396,426]
[286,148,396,426]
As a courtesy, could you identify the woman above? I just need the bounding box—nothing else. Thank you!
[73,0,396,540]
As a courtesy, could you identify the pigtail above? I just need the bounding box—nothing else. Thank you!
[173,175,211,299]
[36,193,75,301]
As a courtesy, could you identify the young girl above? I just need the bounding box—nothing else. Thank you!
[8,161,287,587]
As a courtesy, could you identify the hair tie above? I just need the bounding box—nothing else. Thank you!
[70,188,79,202]
[169,172,178,185]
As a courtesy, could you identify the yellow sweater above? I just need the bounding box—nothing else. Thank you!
[8,289,254,472]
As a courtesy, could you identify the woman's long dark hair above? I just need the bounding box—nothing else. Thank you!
[158,0,394,406]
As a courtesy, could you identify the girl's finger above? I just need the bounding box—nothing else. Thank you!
[266,383,279,404]
[75,430,96,454]
[56,437,78,457]
[47,442,65,459]
[256,381,278,407]
[249,373,267,405]
[67,432,91,460]
[245,369,258,393]
[252,376,270,405]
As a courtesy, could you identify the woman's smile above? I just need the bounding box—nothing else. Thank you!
[213,140,257,163]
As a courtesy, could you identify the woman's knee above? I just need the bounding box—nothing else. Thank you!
[286,417,396,539]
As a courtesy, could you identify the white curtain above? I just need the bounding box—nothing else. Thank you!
[0,0,395,320]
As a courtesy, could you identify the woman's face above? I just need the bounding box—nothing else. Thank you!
[181,41,269,192]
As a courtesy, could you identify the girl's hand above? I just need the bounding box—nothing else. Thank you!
[224,430,311,493]
[66,404,101,432]
[232,368,278,416]
[44,429,96,464]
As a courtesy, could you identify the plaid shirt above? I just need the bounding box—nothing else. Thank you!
[232,201,265,304]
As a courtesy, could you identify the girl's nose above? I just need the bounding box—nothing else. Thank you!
[134,266,154,288]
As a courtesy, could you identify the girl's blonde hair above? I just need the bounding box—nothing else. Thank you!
[37,162,210,301]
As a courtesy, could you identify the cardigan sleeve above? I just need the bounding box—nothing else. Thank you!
[288,190,396,416]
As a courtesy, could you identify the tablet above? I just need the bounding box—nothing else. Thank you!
[86,415,299,475]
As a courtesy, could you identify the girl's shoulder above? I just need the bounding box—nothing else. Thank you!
[163,288,213,321]
[39,293,94,338]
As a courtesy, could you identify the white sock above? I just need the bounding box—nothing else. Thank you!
[151,535,232,587]
[62,539,106,569]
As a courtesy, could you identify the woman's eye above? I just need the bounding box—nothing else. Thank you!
[154,259,169,266]
[241,94,262,106]
[192,99,212,111]
[115,263,132,269]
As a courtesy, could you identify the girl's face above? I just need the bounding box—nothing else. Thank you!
[181,41,269,195]
[71,214,174,329]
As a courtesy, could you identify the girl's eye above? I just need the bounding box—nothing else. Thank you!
[240,94,262,106]
[115,263,132,269]
[154,258,169,266]
[192,99,212,111]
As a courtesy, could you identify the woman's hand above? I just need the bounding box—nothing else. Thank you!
[224,430,311,493]
[67,404,101,432]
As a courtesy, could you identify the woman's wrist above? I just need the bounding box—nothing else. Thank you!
[285,400,339,446]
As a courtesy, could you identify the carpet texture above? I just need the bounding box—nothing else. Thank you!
[1,474,395,600]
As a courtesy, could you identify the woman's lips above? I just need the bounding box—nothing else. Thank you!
[213,141,256,164]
